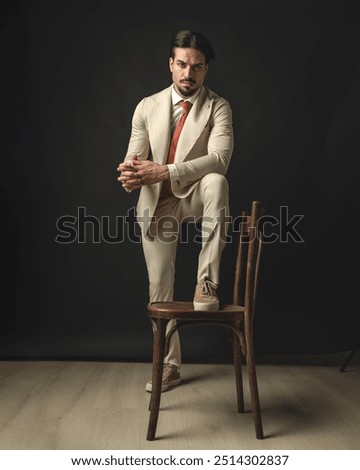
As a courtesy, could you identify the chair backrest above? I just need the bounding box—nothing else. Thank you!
[232,201,264,324]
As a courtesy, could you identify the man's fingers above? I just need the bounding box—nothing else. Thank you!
[123,175,141,184]
[118,161,135,171]
[121,170,137,177]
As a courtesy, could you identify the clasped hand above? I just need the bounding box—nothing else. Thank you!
[117,154,169,192]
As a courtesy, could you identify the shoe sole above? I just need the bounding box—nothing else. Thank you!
[193,300,219,311]
[145,378,181,393]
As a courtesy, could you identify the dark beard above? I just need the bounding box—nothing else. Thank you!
[177,84,197,97]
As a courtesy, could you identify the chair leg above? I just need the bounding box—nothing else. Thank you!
[246,342,264,439]
[147,318,167,441]
[232,331,245,413]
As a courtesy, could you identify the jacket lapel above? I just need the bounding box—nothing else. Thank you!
[148,87,172,165]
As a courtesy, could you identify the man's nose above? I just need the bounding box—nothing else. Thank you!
[184,66,194,78]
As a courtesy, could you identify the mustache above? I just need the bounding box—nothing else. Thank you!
[180,78,196,84]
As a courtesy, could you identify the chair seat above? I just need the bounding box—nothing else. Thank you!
[147,301,245,321]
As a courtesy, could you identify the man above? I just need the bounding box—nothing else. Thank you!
[117,30,234,392]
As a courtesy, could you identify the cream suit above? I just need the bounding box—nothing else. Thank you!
[124,84,234,368]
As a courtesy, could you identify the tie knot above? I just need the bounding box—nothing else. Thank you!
[180,100,191,114]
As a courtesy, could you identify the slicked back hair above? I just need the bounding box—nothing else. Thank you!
[170,30,215,64]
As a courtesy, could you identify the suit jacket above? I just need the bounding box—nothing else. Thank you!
[124,84,234,236]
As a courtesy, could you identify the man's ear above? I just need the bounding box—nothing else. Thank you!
[169,57,174,72]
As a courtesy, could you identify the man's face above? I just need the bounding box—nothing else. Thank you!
[169,47,208,97]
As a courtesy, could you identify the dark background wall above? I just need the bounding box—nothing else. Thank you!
[1,0,359,361]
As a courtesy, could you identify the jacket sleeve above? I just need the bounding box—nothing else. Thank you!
[173,98,234,188]
[124,98,150,162]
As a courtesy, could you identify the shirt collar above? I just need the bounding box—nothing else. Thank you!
[171,85,201,106]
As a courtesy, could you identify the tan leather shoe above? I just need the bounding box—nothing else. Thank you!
[193,279,219,311]
[146,363,181,392]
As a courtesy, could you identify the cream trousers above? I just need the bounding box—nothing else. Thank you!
[141,173,230,369]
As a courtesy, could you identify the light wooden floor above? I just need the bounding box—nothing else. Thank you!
[0,358,359,450]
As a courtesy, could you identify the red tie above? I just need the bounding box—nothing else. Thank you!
[167,100,192,164]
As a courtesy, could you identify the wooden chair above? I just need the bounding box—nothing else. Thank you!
[146,200,265,440]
